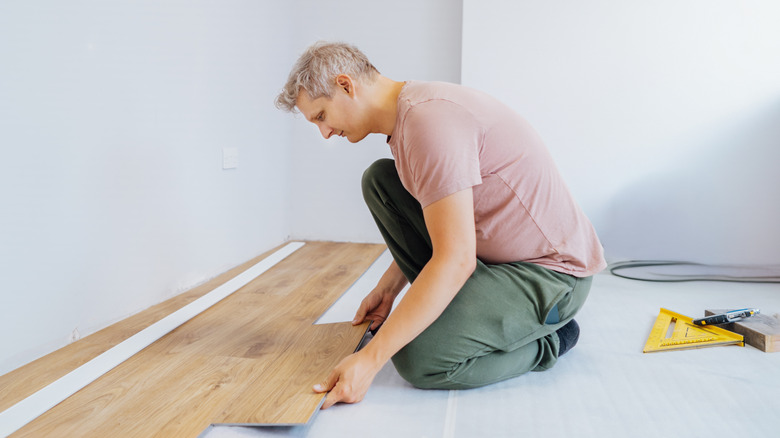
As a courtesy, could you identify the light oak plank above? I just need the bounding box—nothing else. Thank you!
[0,242,304,436]
[0,243,288,412]
[213,323,368,425]
[7,242,385,437]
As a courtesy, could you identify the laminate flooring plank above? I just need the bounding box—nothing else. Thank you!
[214,323,369,425]
[8,242,386,437]
[0,243,288,412]
[10,353,227,437]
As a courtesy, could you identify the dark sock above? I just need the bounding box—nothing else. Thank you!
[556,319,580,356]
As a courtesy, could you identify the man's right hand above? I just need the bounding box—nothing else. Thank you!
[352,261,408,331]
[352,286,397,331]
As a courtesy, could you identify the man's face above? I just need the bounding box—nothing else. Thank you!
[295,81,370,143]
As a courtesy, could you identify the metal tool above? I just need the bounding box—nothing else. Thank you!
[693,308,760,326]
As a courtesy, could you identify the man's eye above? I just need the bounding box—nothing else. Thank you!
[317,113,324,121]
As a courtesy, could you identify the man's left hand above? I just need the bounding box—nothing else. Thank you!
[313,350,383,409]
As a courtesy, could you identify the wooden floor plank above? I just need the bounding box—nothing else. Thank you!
[5,241,386,437]
[213,323,367,425]
[0,243,288,412]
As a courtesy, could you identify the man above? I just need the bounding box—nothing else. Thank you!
[275,41,606,409]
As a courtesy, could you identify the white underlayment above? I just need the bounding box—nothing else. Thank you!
[314,250,409,326]
[205,268,780,438]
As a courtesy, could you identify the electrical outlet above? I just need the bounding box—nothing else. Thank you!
[223,147,239,169]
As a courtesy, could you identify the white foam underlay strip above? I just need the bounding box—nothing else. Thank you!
[314,250,409,325]
[0,241,306,437]
[443,390,459,438]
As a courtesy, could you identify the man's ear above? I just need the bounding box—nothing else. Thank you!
[335,74,354,96]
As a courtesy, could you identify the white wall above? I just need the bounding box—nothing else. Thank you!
[0,0,463,377]
[463,0,780,264]
[286,0,463,243]
[0,0,295,374]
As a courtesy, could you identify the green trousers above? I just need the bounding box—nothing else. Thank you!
[361,159,592,390]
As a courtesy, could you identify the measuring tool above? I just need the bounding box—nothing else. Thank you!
[643,308,744,353]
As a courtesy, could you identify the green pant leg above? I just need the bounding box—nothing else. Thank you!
[361,158,592,390]
[393,266,591,389]
[361,158,431,283]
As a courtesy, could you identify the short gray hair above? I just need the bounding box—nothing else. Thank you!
[275,41,380,113]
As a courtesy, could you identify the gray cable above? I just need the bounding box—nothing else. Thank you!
[608,260,780,283]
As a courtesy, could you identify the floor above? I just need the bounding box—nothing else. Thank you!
[4,243,778,437]
[203,258,780,438]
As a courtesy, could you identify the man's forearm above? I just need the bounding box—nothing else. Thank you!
[377,260,409,298]
[360,253,475,366]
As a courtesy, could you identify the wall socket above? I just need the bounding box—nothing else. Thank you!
[222,147,239,169]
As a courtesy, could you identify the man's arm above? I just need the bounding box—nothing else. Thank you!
[353,260,408,331]
[314,187,477,408]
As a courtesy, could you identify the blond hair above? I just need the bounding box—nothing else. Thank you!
[275,41,380,112]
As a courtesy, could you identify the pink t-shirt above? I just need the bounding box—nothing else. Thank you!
[387,81,606,277]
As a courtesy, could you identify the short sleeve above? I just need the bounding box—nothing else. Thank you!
[400,100,483,207]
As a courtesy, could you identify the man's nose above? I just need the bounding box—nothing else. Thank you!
[318,124,333,139]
